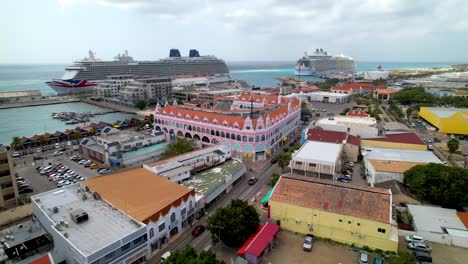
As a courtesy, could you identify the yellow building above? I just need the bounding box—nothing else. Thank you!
[361,132,427,151]
[269,174,398,252]
[0,145,18,208]
[419,107,468,135]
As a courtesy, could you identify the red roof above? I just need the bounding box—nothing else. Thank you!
[244,223,280,257]
[52,131,63,137]
[30,135,40,141]
[377,89,399,94]
[457,212,468,228]
[346,110,369,117]
[237,224,263,257]
[347,135,361,146]
[307,129,347,144]
[29,254,53,264]
[364,132,425,145]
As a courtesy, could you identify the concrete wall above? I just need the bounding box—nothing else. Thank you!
[318,124,378,138]
[398,229,468,248]
[269,200,398,252]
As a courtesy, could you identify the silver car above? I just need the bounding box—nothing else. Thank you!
[407,242,432,253]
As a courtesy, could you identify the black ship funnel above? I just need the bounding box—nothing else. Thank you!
[169,49,181,57]
[189,49,200,57]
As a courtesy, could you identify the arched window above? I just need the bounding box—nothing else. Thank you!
[236,135,241,141]
[242,136,247,142]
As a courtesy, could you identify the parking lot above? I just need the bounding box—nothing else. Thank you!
[15,154,107,197]
[266,231,359,264]
[398,236,468,264]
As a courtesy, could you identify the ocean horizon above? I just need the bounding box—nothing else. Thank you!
[0,61,461,96]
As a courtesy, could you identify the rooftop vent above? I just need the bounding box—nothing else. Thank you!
[70,208,89,224]
[53,207,59,213]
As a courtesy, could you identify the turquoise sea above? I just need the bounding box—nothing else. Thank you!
[0,61,458,146]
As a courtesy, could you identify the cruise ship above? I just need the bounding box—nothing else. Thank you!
[46,49,231,95]
[294,48,356,76]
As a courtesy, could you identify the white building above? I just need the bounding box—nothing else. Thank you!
[143,145,232,183]
[85,168,197,256]
[96,75,134,98]
[31,184,149,264]
[407,205,468,248]
[80,128,167,166]
[296,91,351,104]
[120,77,172,105]
[362,147,443,185]
[364,71,390,80]
[315,115,380,137]
[289,141,343,179]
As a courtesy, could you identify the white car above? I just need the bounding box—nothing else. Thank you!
[78,159,87,165]
[405,235,424,244]
[349,162,355,167]
[12,151,20,158]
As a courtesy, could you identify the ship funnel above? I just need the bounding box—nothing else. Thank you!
[320,48,323,53]
[169,49,181,58]
[316,48,319,53]
[189,49,200,57]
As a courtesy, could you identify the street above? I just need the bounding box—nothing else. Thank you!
[148,161,279,263]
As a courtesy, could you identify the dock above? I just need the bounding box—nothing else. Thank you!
[0,97,80,109]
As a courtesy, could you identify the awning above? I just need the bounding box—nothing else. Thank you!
[245,222,280,257]
[237,224,263,257]
[261,188,274,204]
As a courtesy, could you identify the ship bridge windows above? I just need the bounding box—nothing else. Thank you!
[62,70,79,79]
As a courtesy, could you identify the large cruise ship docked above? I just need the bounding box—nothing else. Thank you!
[294,48,356,76]
[46,49,231,95]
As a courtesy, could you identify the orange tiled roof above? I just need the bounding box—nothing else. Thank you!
[270,174,392,223]
[368,159,426,173]
[457,212,468,228]
[157,97,300,130]
[377,89,399,94]
[85,168,195,223]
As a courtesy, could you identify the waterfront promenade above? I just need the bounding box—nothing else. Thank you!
[0,97,80,109]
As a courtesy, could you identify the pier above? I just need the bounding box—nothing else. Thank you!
[51,110,118,125]
[0,97,80,110]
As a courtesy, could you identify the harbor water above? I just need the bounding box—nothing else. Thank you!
[0,102,135,146]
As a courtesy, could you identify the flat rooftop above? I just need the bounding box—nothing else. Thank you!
[182,159,245,196]
[121,141,169,160]
[85,168,194,223]
[0,220,46,249]
[317,116,377,126]
[408,205,467,233]
[32,184,144,256]
[145,145,229,170]
[0,90,42,98]
[368,159,426,173]
[292,141,342,164]
[98,130,158,144]
[363,147,442,163]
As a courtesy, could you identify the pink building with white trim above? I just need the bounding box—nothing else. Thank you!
[153,93,301,160]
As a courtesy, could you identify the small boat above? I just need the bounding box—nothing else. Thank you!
[65,121,79,125]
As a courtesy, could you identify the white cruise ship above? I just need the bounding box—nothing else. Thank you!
[295,48,356,76]
[46,49,231,95]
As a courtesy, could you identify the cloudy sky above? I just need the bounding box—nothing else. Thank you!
[2,0,468,63]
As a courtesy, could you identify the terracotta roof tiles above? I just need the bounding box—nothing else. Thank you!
[307,129,347,144]
[346,110,369,117]
[270,174,392,223]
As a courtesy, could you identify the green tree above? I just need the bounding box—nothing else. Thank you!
[207,199,260,247]
[447,138,460,159]
[162,138,195,158]
[37,135,47,146]
[269,173,280,186]
[392,87,434,105]
[89,127,98,135]
[135,100,147,110]
[406,107,413,119]
[404,163,468,209]
[277,151,292,169]
[149,114,155,125]
[165,245,225,264]
[10,136,22,150]
[340,108,351,115]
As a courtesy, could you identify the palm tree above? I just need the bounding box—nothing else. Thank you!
[37,135,47,147]
[447,138,460,160]
[10,136,21,150]
[89,127,98,135]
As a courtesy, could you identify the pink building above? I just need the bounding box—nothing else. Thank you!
[154,93,301,160]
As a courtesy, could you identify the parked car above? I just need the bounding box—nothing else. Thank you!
[337,176,350,183]
[359,251,369,264]
[349,162,355,167]
[98,169,111,174]
[373,257,383,264]
[55,143,60,149]
[412,251,432,262]
[248,177,258,185]
[405,235,425,244]
[303,234,314,251]
[19,187,33,194]
[191,224,206,237]
[270,157,278,164]
[78,159,88,165]
[53,151,63,156]
[407,242,432,253]
[12,151,20,158]
[90,164,99,169]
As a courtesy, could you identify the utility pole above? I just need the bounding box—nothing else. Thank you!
[211,225,224,253]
